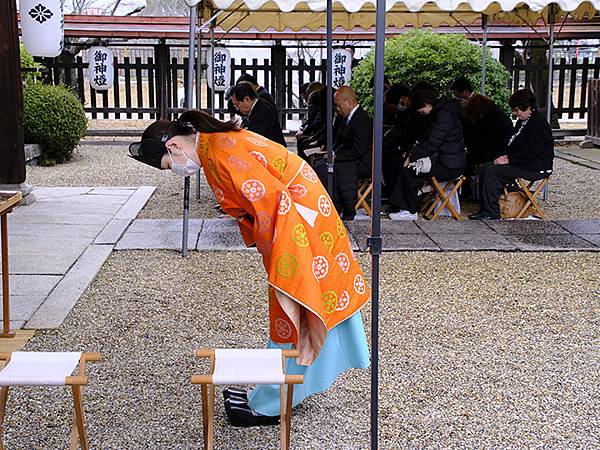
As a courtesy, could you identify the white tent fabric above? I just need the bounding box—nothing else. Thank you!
[185,0,598,30]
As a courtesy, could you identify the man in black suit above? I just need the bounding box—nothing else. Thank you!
[231,82,287,147]
[236,73,275,106]
[332,86,373,220]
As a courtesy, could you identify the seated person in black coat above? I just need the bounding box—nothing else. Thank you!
[296,82,325,160]
[388,90,466,220]
[230,82,287,147]
[332,86,373,220]
[382,84,411,196]
[462,94,514,198]
[471,89,554,220]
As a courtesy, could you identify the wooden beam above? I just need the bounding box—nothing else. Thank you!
[0,0,25,185]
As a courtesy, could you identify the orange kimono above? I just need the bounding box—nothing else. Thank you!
[196,129,370,365]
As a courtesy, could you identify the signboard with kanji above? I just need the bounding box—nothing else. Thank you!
[88,47,114,91]
[331,49,353,89]
[207,48,231,92]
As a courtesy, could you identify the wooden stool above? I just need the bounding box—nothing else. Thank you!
[355,179,373,216]
[0,352,101,450]
[424,176,466,220]
[513,176,550,219]
[191,348,304,450]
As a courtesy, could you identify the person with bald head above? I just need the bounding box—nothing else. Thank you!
[332,86,373,220]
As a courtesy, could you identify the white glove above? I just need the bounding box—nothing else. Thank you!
[409,157,432,175]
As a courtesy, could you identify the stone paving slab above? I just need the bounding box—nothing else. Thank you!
[115,219,203,250]
[484,220,570,235]
[580,235,600,246]
[382,233,440,251]
[0,274,61,297]
[197,219,252,251]
[416,220,494,234]
[554,219,600,235]
[25,244,114,329]
[427,233,517,251]
[505,234,599,251]
[346,219,423,235]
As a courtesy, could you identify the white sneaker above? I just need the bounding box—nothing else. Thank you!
[389,210,418,221]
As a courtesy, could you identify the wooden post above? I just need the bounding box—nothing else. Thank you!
[154,40,168,120]
[0,0,26,185]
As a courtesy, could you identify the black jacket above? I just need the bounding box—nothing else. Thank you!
[507,111,554,172]
[246,98,287,147]
[410,98,465,171]
[464,104,513,166]
[333,105,372,168]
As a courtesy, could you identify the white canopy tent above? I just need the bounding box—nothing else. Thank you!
[180,0,599,447]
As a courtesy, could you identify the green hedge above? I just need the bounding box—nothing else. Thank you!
[23,83,88,165]
[20,44,42,83]
[351,30,512,114]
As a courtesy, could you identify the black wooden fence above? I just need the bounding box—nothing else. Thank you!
[37,42,596,126]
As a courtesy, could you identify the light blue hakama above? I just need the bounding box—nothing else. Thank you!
[247,311,370,416]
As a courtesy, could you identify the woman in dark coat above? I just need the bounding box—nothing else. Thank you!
[470,89,554,220]
[388,90,466,220]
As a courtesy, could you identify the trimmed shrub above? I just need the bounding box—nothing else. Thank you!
[23,83,88,165]
[351,30,511,114]
[20,44,42,83]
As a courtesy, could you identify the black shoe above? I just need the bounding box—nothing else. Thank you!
[224,397,280,427]
[469,211,500,220]
[223,387,248,402]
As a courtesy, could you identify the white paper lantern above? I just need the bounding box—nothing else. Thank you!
[207,48,231,92]
[331,49,353,89]
[88,47,114,91]
[20,0,64,57]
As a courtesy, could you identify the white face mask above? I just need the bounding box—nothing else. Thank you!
[168,149,201,177]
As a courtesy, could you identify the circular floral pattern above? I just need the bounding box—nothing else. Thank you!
[249,151,268,168]
[312,256,329,280]
[256,212,273,234]
[323,291,338,314]
[207,159,221,183]
[212,187,224,203]
[349,244,357,261]
[318,195,332,217]
[337,218,347,238]
[320,232,334,252]
[241,179,266,202]
[272,156,286,176]
[278,191,292,215]
[354,274,367,295]
[336,291,351,311]
[277,254,297,278]
[246,135,268,147]
[275,318,293,339]
[292,224,309,247]
[227,155,251,172]
[215,135,236,148]
[198,139,210,158]
[288,184,307,201]
[301,163,319,183]
[335,252,350,273]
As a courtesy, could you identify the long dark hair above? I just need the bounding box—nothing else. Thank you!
[141,110,240,141]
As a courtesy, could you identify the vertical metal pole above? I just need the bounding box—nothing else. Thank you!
[326,0,334,195]
[196,4,203,200]
[370,0,385,447]
[210,25,215,116]
[544,4,557,202]
[182,6,197,258]
[481,14,488,96]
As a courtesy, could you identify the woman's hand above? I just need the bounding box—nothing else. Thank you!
[494,155,509,165]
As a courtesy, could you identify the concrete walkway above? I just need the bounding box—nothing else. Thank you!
[555,145,600,170]
[0,186,155,330]
[1,186,599,335]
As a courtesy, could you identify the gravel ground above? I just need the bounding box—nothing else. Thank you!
[25,144,600,220]
[4,251,599,449]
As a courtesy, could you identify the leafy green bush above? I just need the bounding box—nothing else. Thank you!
[351,30,511,114]
[23,83,88,165]
[20,44,42,83]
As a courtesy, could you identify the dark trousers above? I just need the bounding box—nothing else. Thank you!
[390,162,463,214]
[478,162,547,216]
[333,160,371,219]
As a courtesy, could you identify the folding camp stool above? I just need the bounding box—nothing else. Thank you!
[0,352,101,450]
[424,176,466,220]
[355,179,373,216]
[513,176,551,219]
[191,348,304,450]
